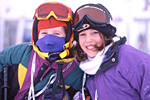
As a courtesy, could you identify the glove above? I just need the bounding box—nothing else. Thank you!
[43,84,70,100]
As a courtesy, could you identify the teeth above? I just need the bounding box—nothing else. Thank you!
[87,46,93,49]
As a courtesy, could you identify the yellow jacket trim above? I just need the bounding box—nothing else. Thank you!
[18,63,27,89]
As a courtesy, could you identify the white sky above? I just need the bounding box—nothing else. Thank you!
[0,0,149,19]
[0,0,131,18]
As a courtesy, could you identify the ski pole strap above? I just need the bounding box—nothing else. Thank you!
[51,62,66,100]
[28,52,36,100]
[82,73,86,100]
[82,73,97,100]
[28,52,56,99]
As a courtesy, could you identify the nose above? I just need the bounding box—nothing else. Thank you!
[85,34,92,43]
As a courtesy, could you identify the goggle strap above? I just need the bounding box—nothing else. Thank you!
[65,21,73,42]
[74,15,108,32]
[36,11,71,21]
[59,49,70,59]
[69,33,74,48]
[61,35,74,59]
[56,57,75,63]
[63,33,74,49]
[32,18,39,43]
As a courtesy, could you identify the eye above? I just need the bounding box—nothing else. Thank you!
[92,31,99,35]
[79,33,85,36]
[52,30,66,37]
[53,32,60,35]
[41,32,48,35]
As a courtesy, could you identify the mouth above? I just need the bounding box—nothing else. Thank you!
[86,45,95,50]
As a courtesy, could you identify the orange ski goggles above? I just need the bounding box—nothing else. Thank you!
[34,2,72,21]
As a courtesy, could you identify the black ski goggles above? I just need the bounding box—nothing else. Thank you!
[73,4,112,27]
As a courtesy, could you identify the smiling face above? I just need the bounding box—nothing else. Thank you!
[38,26,66,39]
[79,29,103,58]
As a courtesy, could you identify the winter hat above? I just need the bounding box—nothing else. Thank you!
[73,3,116,40]
[38,17,67,34]
[32,2,74,59]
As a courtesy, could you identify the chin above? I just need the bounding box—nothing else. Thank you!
[88,52,98,58]
[88,54,96,58]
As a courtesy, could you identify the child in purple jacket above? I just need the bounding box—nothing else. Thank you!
[73,3,150,100]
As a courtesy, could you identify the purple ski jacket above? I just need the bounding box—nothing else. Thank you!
[86,42,150,100]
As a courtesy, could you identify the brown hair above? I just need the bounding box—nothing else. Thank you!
[73,32,114,62]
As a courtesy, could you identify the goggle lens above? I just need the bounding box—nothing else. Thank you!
[35,3,71,21]
[74,5,111,25]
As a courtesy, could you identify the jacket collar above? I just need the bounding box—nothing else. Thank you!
[98,36,126,72]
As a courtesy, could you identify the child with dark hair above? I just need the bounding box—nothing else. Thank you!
[73,3,150,100]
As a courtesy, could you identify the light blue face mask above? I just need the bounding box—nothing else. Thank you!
[35,34,65,53]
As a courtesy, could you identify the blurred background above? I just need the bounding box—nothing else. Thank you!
[0,0,150,54]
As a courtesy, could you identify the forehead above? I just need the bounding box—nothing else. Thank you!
[40,26,65,32]
[79,29,99,33]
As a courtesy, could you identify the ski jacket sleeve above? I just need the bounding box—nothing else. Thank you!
[0,42,32,99]
[118,45,150,100]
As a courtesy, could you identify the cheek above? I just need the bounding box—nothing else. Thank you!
[95,36,103,47]
[97,39,103,47]
[62,32,66,38]
[38,34,45,39]
[79,39,85,51]
[79,37,84,47]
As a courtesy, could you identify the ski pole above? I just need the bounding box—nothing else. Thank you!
[2,65,9,100]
